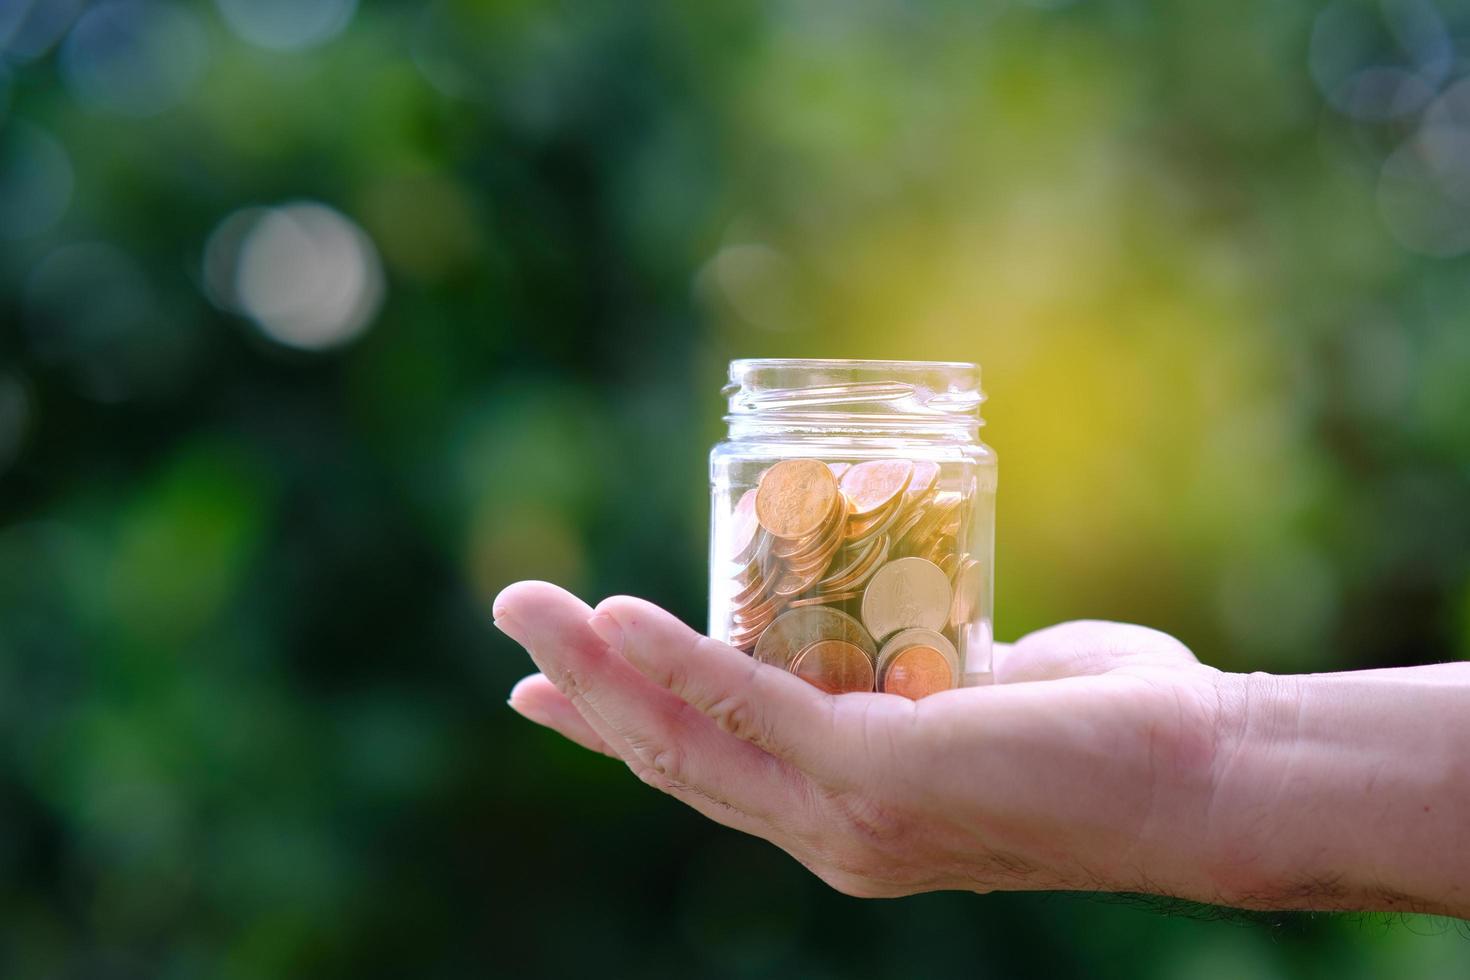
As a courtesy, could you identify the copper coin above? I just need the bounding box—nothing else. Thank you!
[756,459,839,540]
[839,460,914,517]
[861,556,952,642]
[772,566,823,598]
[730,573,768,608]
[790,639,875,694]
[754,606,876,668]
[876,627,958,698]
[906,460,940,501]
[880,646,955,699]
[817,532,888,592]
[733,590,782,625]
[776,495,846,561]
[845,494,904,544]
[900,493,962,554]
[727,490,761,563]
[784,520,847,575]
[826,537,889,594]
[770,491,844,557]
[887,505,928,548]
[787,590,862,608]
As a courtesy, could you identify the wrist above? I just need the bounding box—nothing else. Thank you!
[1197,670,1310,908]
[1198,668,1470,916]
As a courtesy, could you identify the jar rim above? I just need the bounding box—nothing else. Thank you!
[730,357,978,372]
[723,357,983,440]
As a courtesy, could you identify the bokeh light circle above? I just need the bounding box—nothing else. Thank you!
[221,202,385,351]
[213,0,357,51]
[0,0,86,62]
[1308,0,1450,122]
[0,120,74,241]
[60,0,209,117]
[1378,128,1470,257]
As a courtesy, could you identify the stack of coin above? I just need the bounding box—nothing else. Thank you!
[722,456,985,698]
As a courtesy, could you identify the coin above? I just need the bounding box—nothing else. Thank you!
[754,606,876,668]
[876,628,958,699]
[787,590,862,608]
[817,535,889,596]
[728,490,761,564]
[730,571,768,608]
[772,566,823,598]
[905,460,940,501]
[733,590,782,625]
[845,490,905,543]
[949,556,985,626]
[860,556,952,642]
[756,459,839,540]
[900,492,962,555]
[775,495,846,562]
[790,639,875,694]
[839,459,914,517]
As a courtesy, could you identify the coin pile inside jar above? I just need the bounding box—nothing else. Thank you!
[723,458,985,699]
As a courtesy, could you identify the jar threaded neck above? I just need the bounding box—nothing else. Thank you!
[724,358,983,442]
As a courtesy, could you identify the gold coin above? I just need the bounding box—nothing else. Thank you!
[756,459,839,540]
[949,556,985,627]
[754,606,876,668]
[877,628,958,699]
[839,459,914,517]
[790,639,875,694]
[860,556,953,642]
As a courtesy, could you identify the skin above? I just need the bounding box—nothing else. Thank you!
[495,580,1470,919]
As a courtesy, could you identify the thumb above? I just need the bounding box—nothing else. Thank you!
[994,620,1200,683]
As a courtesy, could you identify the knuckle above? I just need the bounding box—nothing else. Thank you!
[707,694,757,741]
[649,747,685,784]
[553,665,588,699]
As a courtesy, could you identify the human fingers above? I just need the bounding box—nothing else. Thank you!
[994,620,1201,684]
[494,581,814,833]
[595,594,919,785]
[508,673,618,758]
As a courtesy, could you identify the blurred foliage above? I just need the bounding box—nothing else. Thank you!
[2,0,1469,976]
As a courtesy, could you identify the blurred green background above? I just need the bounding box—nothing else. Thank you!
[3,0,1470,975]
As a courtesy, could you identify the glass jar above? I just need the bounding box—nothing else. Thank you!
[708,359,996,698]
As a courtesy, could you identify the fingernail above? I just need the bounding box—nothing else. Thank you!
[586,613,623,654]
[493,613,530,647]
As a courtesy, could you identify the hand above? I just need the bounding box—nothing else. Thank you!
[495,580,1227,900]
[496,581,1470,917]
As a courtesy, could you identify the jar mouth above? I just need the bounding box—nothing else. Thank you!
[724,358,983,439]
[729,357,979,372]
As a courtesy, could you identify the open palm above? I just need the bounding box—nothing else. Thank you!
[497,580,1228,900]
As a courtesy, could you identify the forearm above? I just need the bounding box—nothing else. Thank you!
[1203,665,1470,917]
